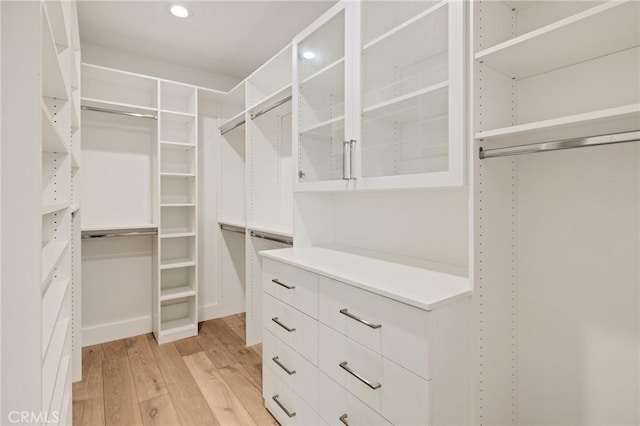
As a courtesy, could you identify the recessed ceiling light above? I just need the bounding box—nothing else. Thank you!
[302,51,316,60]
[169,4,190,18]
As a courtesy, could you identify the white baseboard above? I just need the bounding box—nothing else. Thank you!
[199,303,245,322]
[82,316,152,346]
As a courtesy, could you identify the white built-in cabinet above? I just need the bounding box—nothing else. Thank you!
[1,0,80,422]
[293,0,465,191]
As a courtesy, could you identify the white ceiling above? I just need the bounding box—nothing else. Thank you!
[78,0,335,81]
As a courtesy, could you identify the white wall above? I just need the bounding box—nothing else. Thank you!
[81,42,240,91]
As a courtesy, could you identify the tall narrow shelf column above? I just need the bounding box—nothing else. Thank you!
[156,82,199,343]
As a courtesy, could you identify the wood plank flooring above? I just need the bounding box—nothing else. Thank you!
[73,314,277,426]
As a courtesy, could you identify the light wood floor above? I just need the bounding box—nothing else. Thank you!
[72,314,278,426]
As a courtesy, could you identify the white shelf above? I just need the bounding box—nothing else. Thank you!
[42,201,69,216]
[363,82,449,123]
[42,278,70,359]
[42,1,69,52]
[160,286,196,302]
[47,353,70,415]
[248,83,292,114]
[160,141,196,150]
[82,224,157,232]
[41,7,68,100]
[161,203,196,208]
[218,219,246,229]
[248,224,293,239]
[42,241,69,285]
[71,150,80,170]
[301,57,345,87]
[160,231,196,239]
[71,204,80,214]
[160,258,196,270]
[81,97,158,114]
[159,317,196,335]
[71,95,80,132]
[261,247,471,311]
[160,172,196,177]
[475,1,640,79]
[300,115,345,136]
[42,101,69,154]
[219,110,246,133]
[160,109,195,117]
[476,104,640,144]
[42,317,70,408]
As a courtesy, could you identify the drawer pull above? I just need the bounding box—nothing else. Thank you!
[272,317,296,332]
[339,361,381,390]
[272,278,295,289]
[272,394,296,418]
[339,308,382,329]
[339,414,350,425]
[272,356,296,375]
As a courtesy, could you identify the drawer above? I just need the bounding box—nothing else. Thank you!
[263,329,319,411]
[263,293,318,365]
[264,258,319,318]
[263,366,318,426]
[319,276,431,379]
[319,372,391,426]
[319,324,430,426]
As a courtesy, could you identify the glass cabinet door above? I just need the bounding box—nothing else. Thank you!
[357,0,465,189]
[293,3,353,189]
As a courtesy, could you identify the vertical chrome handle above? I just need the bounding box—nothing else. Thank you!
[340,308,381,329]
[339,361,381,390]
[272,356,296,375]
[272,278,295,290]
[272,317,296,332]
[349,140,356,180]
[272,395,296,418]
[343,140,351,180]
[340,413,350,425]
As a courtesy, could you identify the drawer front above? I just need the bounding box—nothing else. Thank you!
[264,366,318,426]
[263,293,319,365]
[263,329,319,411]
[319,276,431,379]
[264,258,319,318]
[319,324,430,426]
[319,372,391,426]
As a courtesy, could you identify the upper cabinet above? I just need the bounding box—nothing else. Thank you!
[293,0,466,192]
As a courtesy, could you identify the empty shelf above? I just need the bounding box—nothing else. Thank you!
[219,110,246,133]
[160,109,195,117]
[42,318,70,410]
[160,258,196,270]
[300,115,345,136]
[42,278,70,358]
[248,224,293,239]
[82,224,157,232]
[160,286,196,302]
[42,10,68,100]
[42,240,69,285]
[160,141,196,150]
[160,172,196,177]
[160,231,196,239]
[161,203,196,208]
[475,1,640,79]
[81,97,158,114]
[42,102,69,154]
[42,201,69,216]
[363,82,449,124]
[159,317,196,335]
[248,83,292,114]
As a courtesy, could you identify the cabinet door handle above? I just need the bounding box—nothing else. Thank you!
[272,317,296,332]
[343,140,351,180]
[349,140,356,180]
[340,308,381,329]
[339,414,350,425]
[339,361,381,390]
[272,395,296,418]
[272,278,295,290]
[272,356,296,375]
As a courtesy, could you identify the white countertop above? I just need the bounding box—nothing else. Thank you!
[261,247,471,311]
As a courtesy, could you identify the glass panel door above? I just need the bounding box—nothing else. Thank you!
[295,6,348,185]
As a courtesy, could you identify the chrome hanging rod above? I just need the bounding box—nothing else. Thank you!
[250,230,293,246]
[251,95,292,120]
[220,119,246,136]
[479,130,640,159]
[220,223,246,235]
[81,105,158,120]
[82,231,157,239]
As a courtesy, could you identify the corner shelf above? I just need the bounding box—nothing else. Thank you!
[42,101,69,154]
[42,240,69,285]
[475,1,640,79]
[41,6,68,100]
[42,201,69,216]
[42,278,70,357]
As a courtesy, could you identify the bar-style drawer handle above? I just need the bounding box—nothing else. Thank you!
[340,413,350,425]
[272,317,296,332]
[272,278,295,290]
[339,361,381,390]
[272,356,296,375]
[272,394,296,418]
[339,308,382,329]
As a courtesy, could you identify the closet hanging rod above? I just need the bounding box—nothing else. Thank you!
[251,95,292,120]
[220,119,246,135]
[81,105,158,120]
[250,230,293,246]
[479,130,640,159]
[82,230,158,239]
[220,224,246,235]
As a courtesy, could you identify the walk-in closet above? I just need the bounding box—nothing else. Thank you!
[0,0,638,425]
